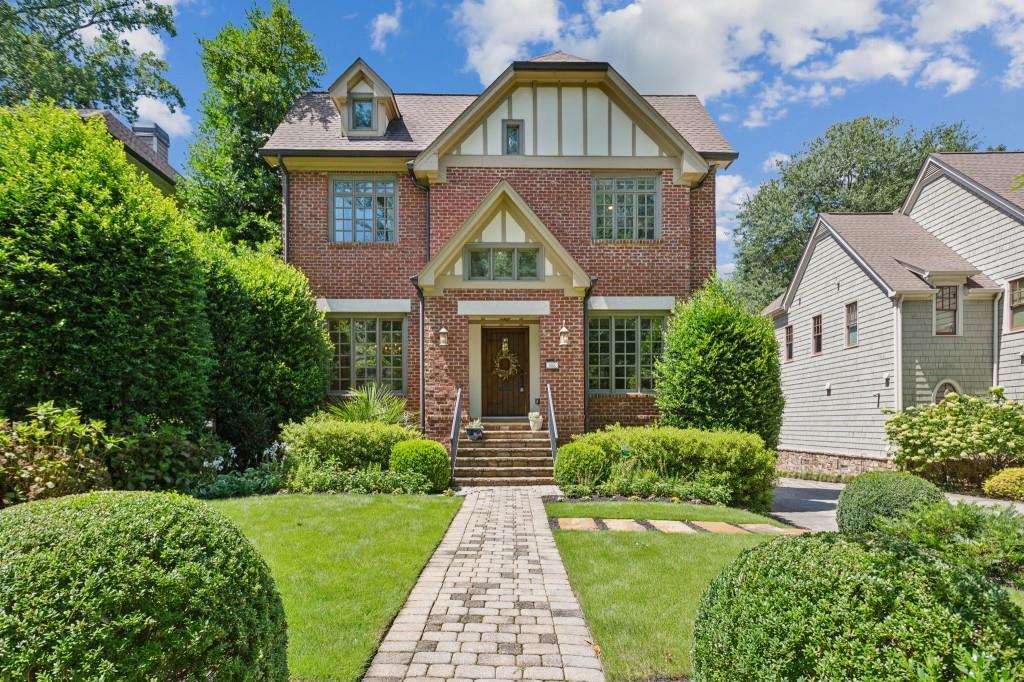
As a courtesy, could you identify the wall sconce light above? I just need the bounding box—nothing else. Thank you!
[882,372,891,387]
[438,326,448,347]
[824,382,832,396]
[558,321,569,347]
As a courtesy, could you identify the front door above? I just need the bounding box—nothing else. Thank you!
[482,328,529,417]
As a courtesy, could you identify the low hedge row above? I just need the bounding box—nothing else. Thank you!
[984,467,1024,501]
[555,426,776,510]
[279,413,420,471]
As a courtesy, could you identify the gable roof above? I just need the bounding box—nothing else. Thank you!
[766,212,998,316]
[903,151,1024,222]
[78,109,179,184]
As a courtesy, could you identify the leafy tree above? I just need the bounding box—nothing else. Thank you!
[0,0,182,118]
[656,278,784,449]
[0,103,211,425]
[733,116,979,308]
[181,0,325,246]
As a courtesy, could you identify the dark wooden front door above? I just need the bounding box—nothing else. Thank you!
[482,328,529,417]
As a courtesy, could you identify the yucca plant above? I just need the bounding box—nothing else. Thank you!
[328,384,417,428]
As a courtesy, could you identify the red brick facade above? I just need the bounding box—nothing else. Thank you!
[285,166,718,440]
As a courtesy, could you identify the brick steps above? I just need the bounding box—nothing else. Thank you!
[454,421,553,487]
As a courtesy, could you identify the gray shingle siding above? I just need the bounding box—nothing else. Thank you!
[901,297,994,406]
[908,175,1024,400]
[776,234,896,458]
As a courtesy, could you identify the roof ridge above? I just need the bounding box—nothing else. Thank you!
[933,150,1024,155]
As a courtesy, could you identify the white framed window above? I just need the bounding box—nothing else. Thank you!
[811,314,823,355]
[588,315,666,394]
[1009,277,1024,332]
[592,175,660,240]
[934,285,958,336]
[330,177,397,243]
[327,316,406,395]
[351,96,374,130]
[502,119,523,155]
[933,379,961,404]
[845,302,859,347]
[784,325,793,361]
[465,245,542,281]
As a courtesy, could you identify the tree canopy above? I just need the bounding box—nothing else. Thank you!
[181,0,325,246]
[0,0,181,118]
[732,116,980,309]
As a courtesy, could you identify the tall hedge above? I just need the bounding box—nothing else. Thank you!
[656,278,784,449]
[0,104,212,425]
[197,236,330,467]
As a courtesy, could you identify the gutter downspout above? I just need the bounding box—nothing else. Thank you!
[582,276,597,432]
[407,161,430,435]
[894,295,903,411]
[411,276,426,434]
[278,155,289,263]
[994,292,1003,388]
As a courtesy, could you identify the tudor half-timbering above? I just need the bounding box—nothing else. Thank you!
[262,52,735,483]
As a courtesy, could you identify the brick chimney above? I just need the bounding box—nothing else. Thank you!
[131,123,170,160]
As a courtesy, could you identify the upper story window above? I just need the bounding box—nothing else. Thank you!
[502,119,522,155]
[1010,278,1024,332]
[784,325,793,361]
[466,246,541,281]
[351,96,374,130]
[811,315,823,354]
[327,316,405,395]
[332,177,396,243]
[588,315,665,393]
[935,285,958,335]
[845,302,859,347]
[593,176,659,241]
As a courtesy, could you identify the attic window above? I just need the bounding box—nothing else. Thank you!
[503,120,522,155]
[935,285,958,335]
[351,96,374,130]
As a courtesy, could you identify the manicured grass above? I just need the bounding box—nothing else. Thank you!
[554,529,770,681]
[545,500,788,526]
[210,494,461,682]
[1012,589,1024,610]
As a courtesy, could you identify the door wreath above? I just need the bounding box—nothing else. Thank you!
[491,338,520,381]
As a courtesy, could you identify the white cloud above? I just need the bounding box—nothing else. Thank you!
[718,262,737,276]
[371,1,403,52]
[135,96,191,137]
[121,28,167,58]
[743,78,842,128]
[715,173,755,243]
[762,151,791,172]
[996,22,1024,87]
[797,38,928,83]
[920,57,978,94]
[455,0,561,84]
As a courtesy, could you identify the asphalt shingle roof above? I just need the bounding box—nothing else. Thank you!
[932,151,1024,213]
[79,109,179,184]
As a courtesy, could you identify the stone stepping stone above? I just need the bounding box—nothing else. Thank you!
[557,517,600,531]
[691,521,749,534]
[602,518,647,532]
[647,519,696,534]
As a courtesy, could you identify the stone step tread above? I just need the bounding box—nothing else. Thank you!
[478,423,541,431]
[454,477,555,486]
[458,438,550,445]
[455,467,553,476]
[459,446,552,453]
[454,457,553,465]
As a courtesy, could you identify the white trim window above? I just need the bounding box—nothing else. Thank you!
[588,315,665,393]
[328,316,406,394]
[845,302,859,347]
[465,245,542,281]
[502,119,523,155]
[934,285,958,336]
[784,325,793,361]
[811,314,823,355]
[351,96,374,130]
[933,379,961,404]
[1010,277,1024,332]
[331,177,397,243]
[592,175,660,240]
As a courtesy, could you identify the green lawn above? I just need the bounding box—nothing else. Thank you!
[210,494,461,682]
[555,528,770,681]
[1013,590,1024,610]
[546,500,787,526]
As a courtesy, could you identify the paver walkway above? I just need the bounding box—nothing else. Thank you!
[552,517,807,534]
[364,486,605,682]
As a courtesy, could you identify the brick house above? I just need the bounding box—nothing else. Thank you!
[261,52,735,483]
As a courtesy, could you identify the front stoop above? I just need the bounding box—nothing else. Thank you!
[454,421,554,487]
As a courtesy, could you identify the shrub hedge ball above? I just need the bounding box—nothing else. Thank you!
[553,442,612,488]
[692,534,1024,681]
[0,491,288,681]
[390,439,451,493]
[836,471,943,535]
[984,467,1024,501]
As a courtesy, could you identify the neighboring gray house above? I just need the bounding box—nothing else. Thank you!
[766,152,1023,474]
[78,110,179,195]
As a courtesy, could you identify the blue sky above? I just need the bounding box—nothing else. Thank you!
[139,0,1024,272]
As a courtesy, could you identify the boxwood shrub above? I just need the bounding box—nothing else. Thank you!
[390,440,451,493]
[286,462,430,494]
[279,413,419,471]
[570,426,776,510]
[693,534,1024,681]
[0,491,287,680]
[553,442,612,488]
[984,467,1024,501]
[836,471,943,535]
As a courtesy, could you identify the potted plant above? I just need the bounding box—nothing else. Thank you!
[528,411,543,431]
[465,418,484,441]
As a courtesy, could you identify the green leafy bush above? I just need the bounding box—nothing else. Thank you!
[279,413,419,471]
[876,500,1024,588]
[329,383,416,427]
[984,467,1024,501]
[192,461,286,499]
[692,534,1024,681]
[0,403,112,508]
[390,440,450,493]
[554,443,612,488]
[0,104,212,426]
[656,278,784,449]
[837,471,943,535]
[571,426,776,510]
[106,415,228,492]
[196,235,330,468]
[0,491,287,680]
[287,462,430,494]
[885,389,1024,487]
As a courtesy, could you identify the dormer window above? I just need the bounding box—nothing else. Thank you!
[351,96,374,130]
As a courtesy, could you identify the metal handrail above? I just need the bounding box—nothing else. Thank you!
[449,387,463,477]
[546,383,558,461]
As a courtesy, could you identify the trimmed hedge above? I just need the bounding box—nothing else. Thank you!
[0,104,212,426]
[279,413,419,471]
[0,491,287,680]
[286,462,430,494]
[693,534,1024,681]
[837,471,943,535]
[553,443,612,488]
[656,278,784,449]
[568,426,776,510]
[984,467,1024,501]
[390,440,450,493]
